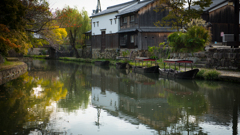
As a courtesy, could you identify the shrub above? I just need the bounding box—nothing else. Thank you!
[168,26,211,53]
[196,69,205,79]
[203,70,220,80]
[122,50,129,57]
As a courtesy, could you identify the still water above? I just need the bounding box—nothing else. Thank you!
[0,59,240,135]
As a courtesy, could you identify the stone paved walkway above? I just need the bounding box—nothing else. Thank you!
[217,70,240,77]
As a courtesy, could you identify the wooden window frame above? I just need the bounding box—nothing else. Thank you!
[130,15,134,22]
[131,35,134,43]
[123,17,127,23]
[110,19,112,25]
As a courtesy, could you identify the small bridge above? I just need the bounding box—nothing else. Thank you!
[37,37,65,59]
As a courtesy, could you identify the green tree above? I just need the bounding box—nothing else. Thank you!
[56,7,91,58]
[154,0,212,31]
[168,26,211,53]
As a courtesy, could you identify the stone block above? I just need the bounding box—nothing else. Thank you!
[208,48,217,53]
[198,52,206,58]
[213,53,218,59]
[218,53,223,59]
[233,48,240,53]
[206,52,213,58]
[227,53,236,59]
[236,53,240,59]
[221,59,229,67]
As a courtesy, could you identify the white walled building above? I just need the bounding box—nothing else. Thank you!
[91,0,139,36]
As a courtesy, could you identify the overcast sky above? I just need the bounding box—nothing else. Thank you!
[48,0,130,16]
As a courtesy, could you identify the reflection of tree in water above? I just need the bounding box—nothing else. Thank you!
[95,107,101,128]
[118,77,209,134]
[0,72,68,135]
[58,64,91,113]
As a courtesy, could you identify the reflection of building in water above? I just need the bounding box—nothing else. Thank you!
[90,66,181,130]
[91,87,119,112]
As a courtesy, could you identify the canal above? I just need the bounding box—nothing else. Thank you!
[0,59,240,135]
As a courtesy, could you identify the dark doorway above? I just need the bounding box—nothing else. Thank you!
[101,31,106,51]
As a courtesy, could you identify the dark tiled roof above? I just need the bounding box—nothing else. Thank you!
[138,27,177,32]
[191,0,226,11]
[117,0,153,16]
[90,0,138,18]
[117,27,176,33]
[85,30,92,34]
[117,28,138,33]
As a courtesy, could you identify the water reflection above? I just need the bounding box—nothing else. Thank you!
[0,71,67,134]
[0,59,240,135]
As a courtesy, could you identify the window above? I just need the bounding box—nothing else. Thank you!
[131,15,134,22]
[97,21,99,27]
[114,18,117,24]
[93,22,95,27]
[110,19,112,25]
[123,17,127,23]
[131,35,134,43]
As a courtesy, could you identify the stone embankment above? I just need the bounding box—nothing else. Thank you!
[0,63,27,85]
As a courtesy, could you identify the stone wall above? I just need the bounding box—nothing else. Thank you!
[169,52,205,63]
[77,46,92,58]
[205,48,240,70]
[92,49,119,59]
[0,54,5,64]
[168,48,240,70]
[92,48,149,60]
[0,63,27,85]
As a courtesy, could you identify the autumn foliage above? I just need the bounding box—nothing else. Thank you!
[56,7,91,58]
[0,0,68,57]
[0,24,22,56]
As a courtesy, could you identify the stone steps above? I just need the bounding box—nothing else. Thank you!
[194,63,206,68]
[194,58,207,68]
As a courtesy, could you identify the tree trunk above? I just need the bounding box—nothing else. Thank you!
[69,29,80,58]
[73,46,80,58]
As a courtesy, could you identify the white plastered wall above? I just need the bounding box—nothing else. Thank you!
[91,12,119,35]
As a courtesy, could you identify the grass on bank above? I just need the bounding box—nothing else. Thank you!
[196,69,220,80]
[0,60,24,71]
[24,55,48,59]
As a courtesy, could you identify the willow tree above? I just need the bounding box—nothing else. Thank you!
[57,7,91,58]
[154,0,212,31]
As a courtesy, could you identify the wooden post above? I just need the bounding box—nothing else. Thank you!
[185,63,186,71]
[175,62,176,70]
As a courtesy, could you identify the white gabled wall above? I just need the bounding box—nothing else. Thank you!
[92,12,119,35]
